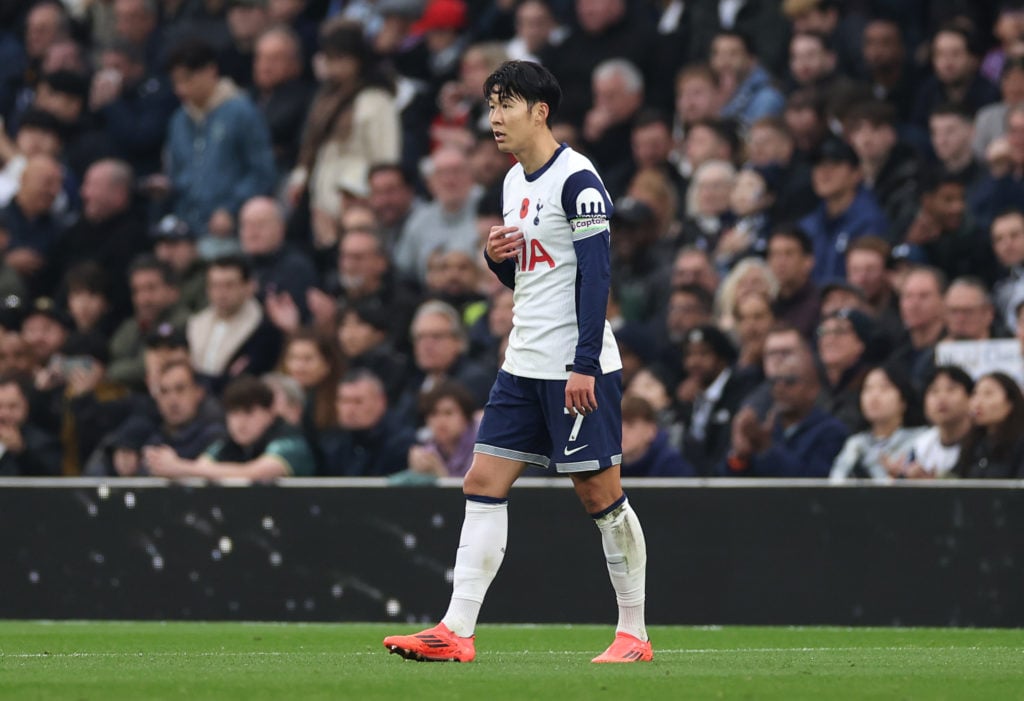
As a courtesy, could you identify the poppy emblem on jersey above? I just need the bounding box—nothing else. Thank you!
[519,198,530,219]
[533,201,544,226]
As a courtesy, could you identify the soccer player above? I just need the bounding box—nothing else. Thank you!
[383,61,651,664]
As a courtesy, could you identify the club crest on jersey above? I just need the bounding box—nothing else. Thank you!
[570,187,608,236]
[519,198,530,219]
[533,201,544,226]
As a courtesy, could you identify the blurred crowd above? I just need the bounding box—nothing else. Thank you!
[1,0,1024,482]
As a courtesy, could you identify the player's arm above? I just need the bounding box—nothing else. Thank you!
[485,225,522,290]
[563,170,612,378]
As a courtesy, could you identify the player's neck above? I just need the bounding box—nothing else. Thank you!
[516,132,562,176]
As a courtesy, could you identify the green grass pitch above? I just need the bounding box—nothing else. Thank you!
[1,622,1023,700]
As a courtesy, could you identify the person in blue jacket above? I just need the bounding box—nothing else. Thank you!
[163,38,276,259]
[799,136,889,283]
[620,394,694,477]
[722,349,848,478]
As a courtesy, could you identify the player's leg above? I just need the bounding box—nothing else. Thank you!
[571,467,651,662]
[384,372,548,662]
[548,372,651,662]
[439,453,526,639]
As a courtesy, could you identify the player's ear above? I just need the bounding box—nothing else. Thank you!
[533,101,549,126]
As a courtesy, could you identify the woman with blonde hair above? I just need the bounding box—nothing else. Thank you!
[714,256,778,334]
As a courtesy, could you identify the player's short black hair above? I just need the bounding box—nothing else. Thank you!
[483,60,561,126]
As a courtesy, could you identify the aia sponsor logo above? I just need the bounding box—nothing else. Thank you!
[516,236,555,271]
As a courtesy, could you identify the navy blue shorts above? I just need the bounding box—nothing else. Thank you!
[474,370,623,473]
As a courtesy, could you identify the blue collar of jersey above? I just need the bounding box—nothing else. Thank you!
[524,143,568,182]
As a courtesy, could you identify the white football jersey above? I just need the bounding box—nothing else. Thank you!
[500,145,622,380]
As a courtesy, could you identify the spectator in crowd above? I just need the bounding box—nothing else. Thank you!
[733,290,776,376]
[844,99,921,238]
[279,328,344,444]
[539,0,656,127]
[767,227,819,340]
[108,256,189,390]
[608,197,670,324]
[84,359,225,477]
[220,0,272,89]
[315,226,421,350]
[22,296,71,389]
[505,0,562,64]
[713,256,778,334]
[679,117,740,181]
[113,0,163,70]
[783,87,828,158]
[1,154,66,294]
[63,262,115,337]
[607,109,687,208]
[742,321,808,418]
[860,14,916,122]
[251,25,316,174]
[904,169,993,284]
[829,363,924,482]
[973,56,1024,159]
[929,103,986,207]
[59,330,130,473]
[0,108,66,211]
[405,380,479,478]
[953,371,1024,479]
[0,372,60,476]
[262,370,306,426]
[367,163,424,254]
[319,368,416,476]
[289,19,400,225]
[670,246,720,298]
[911,23,1000,129]
[581,58,645,173]
[188,255,282,392]
[147,374,316,479]
[397,299,492,420]
[430,41,508,154]
[845,236,899,329]
[163,38,277,258]
[783,0,862,78]
[671,64,720,155]
[787,31,842,95]
[745,116,817,220]
[989,208,1024,331]
[943,276,999,342]
[890,265,947,390]
[150,215,207,313]
[710,29,785,128]
[620,393,694,477]
[678,159,735,255]
[724,348,848,477]
[48,158,147,321]
[88,39,178,177]
[33,69,101,181]
[651,283,713,390]
[714,163,780,266]
[817,307,874,432]
[902,365,974,479]
[799,136,889,283]
[679,324,758,476]
[394,146,482,283]
[240,196,319,322]
[336,299,410,403]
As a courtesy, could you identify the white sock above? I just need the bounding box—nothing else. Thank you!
[594,497,648,641]
[441,498,508,637]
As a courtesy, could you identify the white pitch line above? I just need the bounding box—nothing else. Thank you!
[3,645,1021,659]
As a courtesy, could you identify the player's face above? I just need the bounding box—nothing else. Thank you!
[488,89,538,154]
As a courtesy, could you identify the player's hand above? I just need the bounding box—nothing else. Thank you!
[486,226,523,263]
[565,372,596,417]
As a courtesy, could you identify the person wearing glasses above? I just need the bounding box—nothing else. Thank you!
[723,347,848,477]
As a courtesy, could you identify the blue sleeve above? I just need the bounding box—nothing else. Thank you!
[562,169,613,376]
[485,253,516,290]
[226,102,277,214]
[746,88,785,122]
